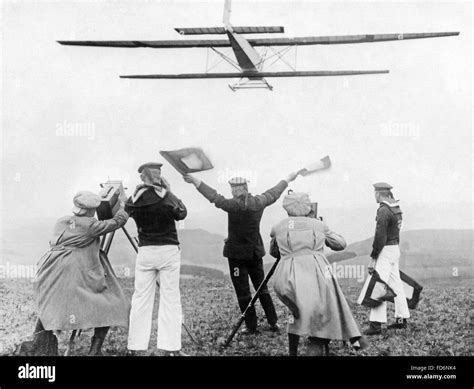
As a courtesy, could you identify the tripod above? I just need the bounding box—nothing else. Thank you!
[221,257,281,350]
[100,225,201,347]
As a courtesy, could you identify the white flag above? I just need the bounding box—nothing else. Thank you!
[298,155,331,176]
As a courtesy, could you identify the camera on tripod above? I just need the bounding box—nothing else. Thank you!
[96,180,126,221]
[307,202,323,221]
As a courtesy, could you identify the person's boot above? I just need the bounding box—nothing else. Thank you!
[387,318,408,329]
[89,327,109,356]
[323,340,330,356]
[288,333,299,356]
[364,322,382,336]
[20,319,58,356]
[259,293,278,329]
[163,350,189,356]
[305,337,325,356]
[267,323,280,333]
[240,326,259,335]
[237,296,258,332]
[350,335,369,351]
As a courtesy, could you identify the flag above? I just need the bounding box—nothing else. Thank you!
[297,155,331,176]
[159,147,214,175]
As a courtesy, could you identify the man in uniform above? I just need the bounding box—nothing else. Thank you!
[364,182,410,335]
[126,162,188,355]
[183,172,298,334]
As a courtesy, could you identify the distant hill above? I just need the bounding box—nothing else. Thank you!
[0,219,226,269]
[107,226,225,267]
[329,229,473,280]
[344,229,473,259]
[1,220,472,281]
[265,229,473,281]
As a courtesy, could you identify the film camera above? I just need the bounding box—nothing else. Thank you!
[308,202,324,221]
[287,190,322,220]
[96,180,126,221]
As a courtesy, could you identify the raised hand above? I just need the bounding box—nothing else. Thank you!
[183,174,201,187]
[285,171,299,183]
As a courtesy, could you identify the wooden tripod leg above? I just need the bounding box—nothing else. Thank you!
[122,226,139,252]
[103,230,116,255]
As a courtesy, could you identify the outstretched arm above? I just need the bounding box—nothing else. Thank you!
[252,180,289,210]
[255,172,299,208]
[183,175,240,213]
[88,208,129,237]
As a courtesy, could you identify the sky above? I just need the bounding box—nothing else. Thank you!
[0,0,472,243]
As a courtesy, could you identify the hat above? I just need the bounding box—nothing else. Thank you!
[283,192,312,216]
[228,177,249,186]
[138,162,163,173]
[72,191,101,215]
[373,182,393,191]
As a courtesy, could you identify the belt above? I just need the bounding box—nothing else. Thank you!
[49,245,79,251]
[281,249,320,260]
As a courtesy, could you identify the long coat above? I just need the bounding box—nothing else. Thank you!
[197,180,288,259]
[33,210,130,331]
[270,217,361,340]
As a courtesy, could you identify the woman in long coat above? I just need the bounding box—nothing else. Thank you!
[270,192,366,356]
[22,191,130,356]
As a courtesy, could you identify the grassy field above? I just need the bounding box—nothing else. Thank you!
[0,275,472,356]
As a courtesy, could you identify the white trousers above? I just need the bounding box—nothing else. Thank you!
[127,245,182,351]
[369,245,410,323]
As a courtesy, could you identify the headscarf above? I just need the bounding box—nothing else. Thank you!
[282,192,312,216]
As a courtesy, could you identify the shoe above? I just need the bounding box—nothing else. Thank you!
[351,336,369,351]
[25,331,58,356]
[305,338,325,356]
[240,327,259,335]
[18,341,34,356]
[164,350,189,357]
[363,322,382,336]
[265,324,280,333]
[387,318,407,329]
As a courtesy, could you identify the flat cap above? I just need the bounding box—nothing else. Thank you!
[228,177,249,186]
[72,191,101,215]
[373,182,393,191]
[138,162,163,173]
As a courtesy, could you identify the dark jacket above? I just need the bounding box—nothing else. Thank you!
[370,201,403,259]
[197,180,288,259]
[125,188,187,247]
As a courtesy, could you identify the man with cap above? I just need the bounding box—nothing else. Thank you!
[126,162,188,356]
[364,182,410,336]
[21,191,130,356]
[183,172,299,334]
